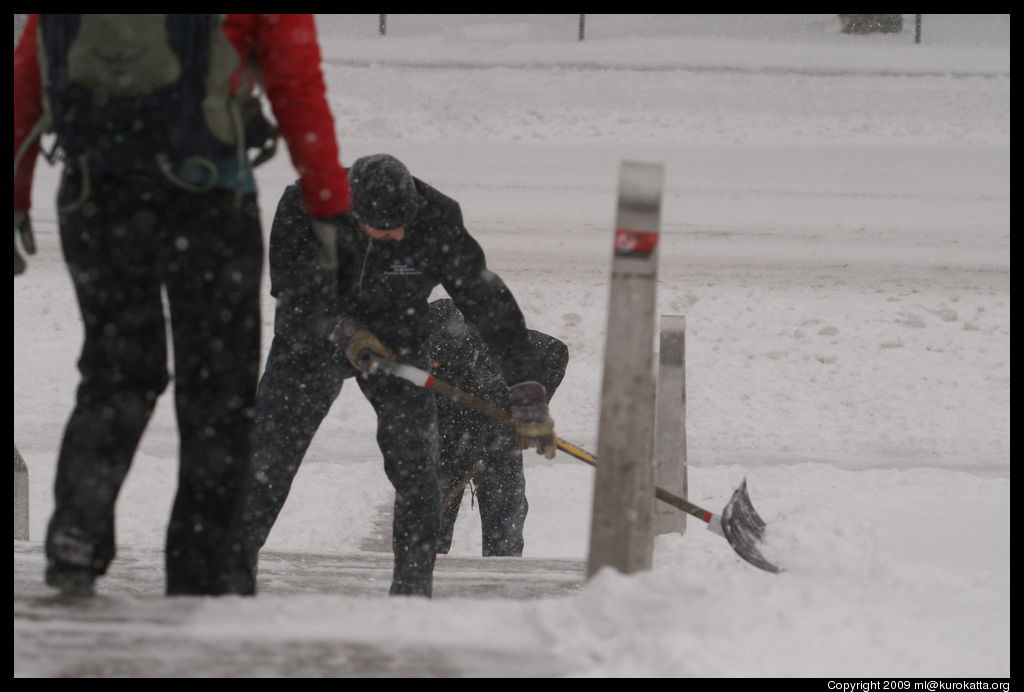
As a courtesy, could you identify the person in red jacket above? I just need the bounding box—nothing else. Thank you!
[13,14,352,597]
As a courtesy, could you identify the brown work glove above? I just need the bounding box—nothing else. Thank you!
[508,381,556,459]
[329,316,393,374]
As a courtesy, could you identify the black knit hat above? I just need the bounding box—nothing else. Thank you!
[349,154,418,230]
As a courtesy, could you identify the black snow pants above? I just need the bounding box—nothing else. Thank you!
[46,170,263,595]
[240,301,441,597]
[436,409,527,557]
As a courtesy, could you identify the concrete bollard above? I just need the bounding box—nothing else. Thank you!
[587,161,664,579]
[14,445,29,540]
[655,315,688,537]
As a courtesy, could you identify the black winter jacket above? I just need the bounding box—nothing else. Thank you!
[428,298,568,443]
[269,181,543,385]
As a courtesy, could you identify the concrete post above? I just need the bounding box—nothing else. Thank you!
[587,161,664,579]
[14,445,29,540]
[655,315,687,537]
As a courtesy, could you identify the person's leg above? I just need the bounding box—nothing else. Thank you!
[46,173,169,595]
[435,409,475,554]
[238,329,349,569]
[359,360,440,597]
[474,427,528,557]
[161,190,264,595]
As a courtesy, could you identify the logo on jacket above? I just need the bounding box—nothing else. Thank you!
[385,260,421,276]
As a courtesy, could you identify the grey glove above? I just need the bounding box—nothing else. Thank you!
[14,212,36,276]
[508,381,556,459]
[310,217,341,271]
[310,212,362,295]
[329,316,394,374]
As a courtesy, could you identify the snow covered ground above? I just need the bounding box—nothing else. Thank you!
[13,15,1009,677]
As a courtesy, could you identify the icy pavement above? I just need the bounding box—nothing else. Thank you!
[14,541,585,677]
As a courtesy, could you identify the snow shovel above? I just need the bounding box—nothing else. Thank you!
[361,353,782,574]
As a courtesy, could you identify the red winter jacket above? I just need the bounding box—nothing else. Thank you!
[13,14,351,218]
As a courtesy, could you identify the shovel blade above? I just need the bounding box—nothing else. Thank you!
[720,478,782,574]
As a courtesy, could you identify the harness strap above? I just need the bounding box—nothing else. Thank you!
[13,116,48,178]
[57,154,90,214]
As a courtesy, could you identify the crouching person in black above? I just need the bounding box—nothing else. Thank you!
[428,299,568,557]
[240,154,557,597]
